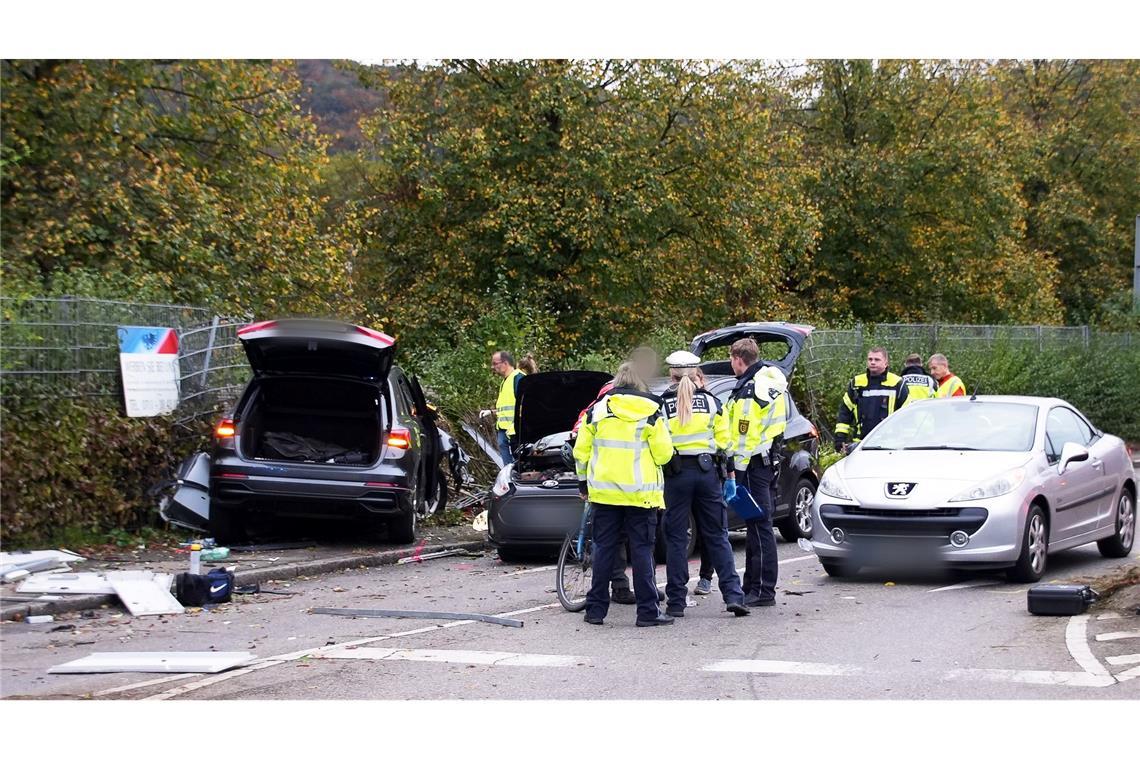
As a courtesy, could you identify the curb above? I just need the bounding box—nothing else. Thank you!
[0,538,488,622]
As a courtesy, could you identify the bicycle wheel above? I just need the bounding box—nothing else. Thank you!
[556,531,593,612]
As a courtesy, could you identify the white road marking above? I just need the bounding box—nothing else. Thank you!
[141,601,564,701]
[1098,612,1124,620]
[1106,654,1140,666]
[93,673,198,696]
[1115,665,1140,682]
[927,580,1002,593]
[703,659,862,676]
[778,555,817,566]
[944,669,1115,688]
[313,647,584,667]
[503,565,556,577]
[1095,630,1140,642]
[1065,614,1111,677]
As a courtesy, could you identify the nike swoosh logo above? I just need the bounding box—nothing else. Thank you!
[210,583,228,594]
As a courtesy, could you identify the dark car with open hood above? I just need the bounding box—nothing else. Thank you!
[161,319,466,544]
[488,322,821,561]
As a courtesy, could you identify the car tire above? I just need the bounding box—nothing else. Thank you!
[388,509,417,544]
[1096,488,1135,559]
[819,558,856,578]
[777,477,816,542]
[207,505,247,545]
[1007,504,1048,583]
[654,512,698,564]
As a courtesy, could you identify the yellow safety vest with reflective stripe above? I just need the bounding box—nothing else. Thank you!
[495,368,525,434]
[936,373,966,398]
[662,388,730,455]
[899,370,937,407]
[726,381,788,471]
[835,372,902,442]
[573,390,673,509]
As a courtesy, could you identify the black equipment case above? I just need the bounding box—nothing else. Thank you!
[1027,584,1099,616]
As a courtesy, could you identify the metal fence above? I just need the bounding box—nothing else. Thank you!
[0,296,249,427]
[795,322,1138,440]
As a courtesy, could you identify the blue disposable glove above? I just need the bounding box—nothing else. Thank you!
[722,478,737,502]
[727,484,766,522]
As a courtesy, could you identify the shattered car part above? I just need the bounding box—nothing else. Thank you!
[49,651,256,674]
[311,607,524,628]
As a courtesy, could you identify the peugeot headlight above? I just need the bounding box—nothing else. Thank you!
[818,466,852,501]
[491,465,514,497]
[949,467,1026,502]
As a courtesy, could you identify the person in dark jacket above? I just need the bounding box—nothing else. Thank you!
[834,347,909,452]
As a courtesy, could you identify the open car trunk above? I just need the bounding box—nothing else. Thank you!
[239,377,385,465]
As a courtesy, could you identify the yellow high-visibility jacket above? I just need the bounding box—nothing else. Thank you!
[495,368,525,435]
[573,389,673,508]
[661,386,730,455]
[899,368,938,407]
[726,364,788,471]
[935,373,966,398]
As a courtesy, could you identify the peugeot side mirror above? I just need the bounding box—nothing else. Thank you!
[1058,442,1090,475]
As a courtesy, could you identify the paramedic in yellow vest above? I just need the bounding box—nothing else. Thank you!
[834,347,908,452]
[725,338,789,607]
[929,353,967,398]
[573,361,675,627]
[660,351,749,618]
[486,350,526,464]
[898,353,938,407]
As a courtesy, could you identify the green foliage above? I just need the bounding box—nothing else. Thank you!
[1,59,362,317]
[801,338,1140,442]
[344,60,819,355]
[0,396,206,545]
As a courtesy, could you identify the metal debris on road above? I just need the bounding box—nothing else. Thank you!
[48,651,257,674]
[396,548,482,565]
[311,607,525,628]
[232,583,297,596]
[26,615,54,624]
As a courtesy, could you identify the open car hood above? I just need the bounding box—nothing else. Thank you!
[238,319,395,382]
[515,371,612,446]
[689,321,814,377]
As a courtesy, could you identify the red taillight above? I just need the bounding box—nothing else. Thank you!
[220,472,248,479]
[809,423,819,439]
[215,419,236,438]
[385,427,412,450]
[237,320,278,336]
[355,325,395,346]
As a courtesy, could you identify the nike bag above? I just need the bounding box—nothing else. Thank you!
[175,568,235,606]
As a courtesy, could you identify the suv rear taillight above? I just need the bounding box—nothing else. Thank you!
[215,418,237,450]
[385,427,412,451]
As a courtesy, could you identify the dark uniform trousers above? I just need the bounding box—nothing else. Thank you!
[742,460,779,600]
[664,459,744,609]
[586,504,660,622]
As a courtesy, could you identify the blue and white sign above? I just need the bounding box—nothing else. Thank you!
[118,326,180,417]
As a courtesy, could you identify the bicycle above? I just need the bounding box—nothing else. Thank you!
[556,500,594,612]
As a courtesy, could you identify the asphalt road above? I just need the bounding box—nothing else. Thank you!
[2,535,1137,700]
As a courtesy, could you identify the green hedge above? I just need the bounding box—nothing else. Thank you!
[0,396,206,545]
[797,338,1140,443]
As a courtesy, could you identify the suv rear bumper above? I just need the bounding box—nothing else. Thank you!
[211,472,414,519]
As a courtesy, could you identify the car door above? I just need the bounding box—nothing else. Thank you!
[1068,409,1120,531]
[1044,406,1107,541]
[408,374,442,509]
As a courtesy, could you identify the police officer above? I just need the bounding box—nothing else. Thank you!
[898,353,937,407]
[660,351,748,618]
[574,362,675,627]
[725,338,787,607]
[834,346,908,452]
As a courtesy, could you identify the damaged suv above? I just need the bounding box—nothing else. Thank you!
[162,320,462,544]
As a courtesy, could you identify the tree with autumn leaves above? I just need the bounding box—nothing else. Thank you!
[1,59,361,317]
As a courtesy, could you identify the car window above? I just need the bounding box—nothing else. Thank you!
[861,401,1038,452]
[701,338,791,365]
[1045,407,1092,461]
[390,373,413,417]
